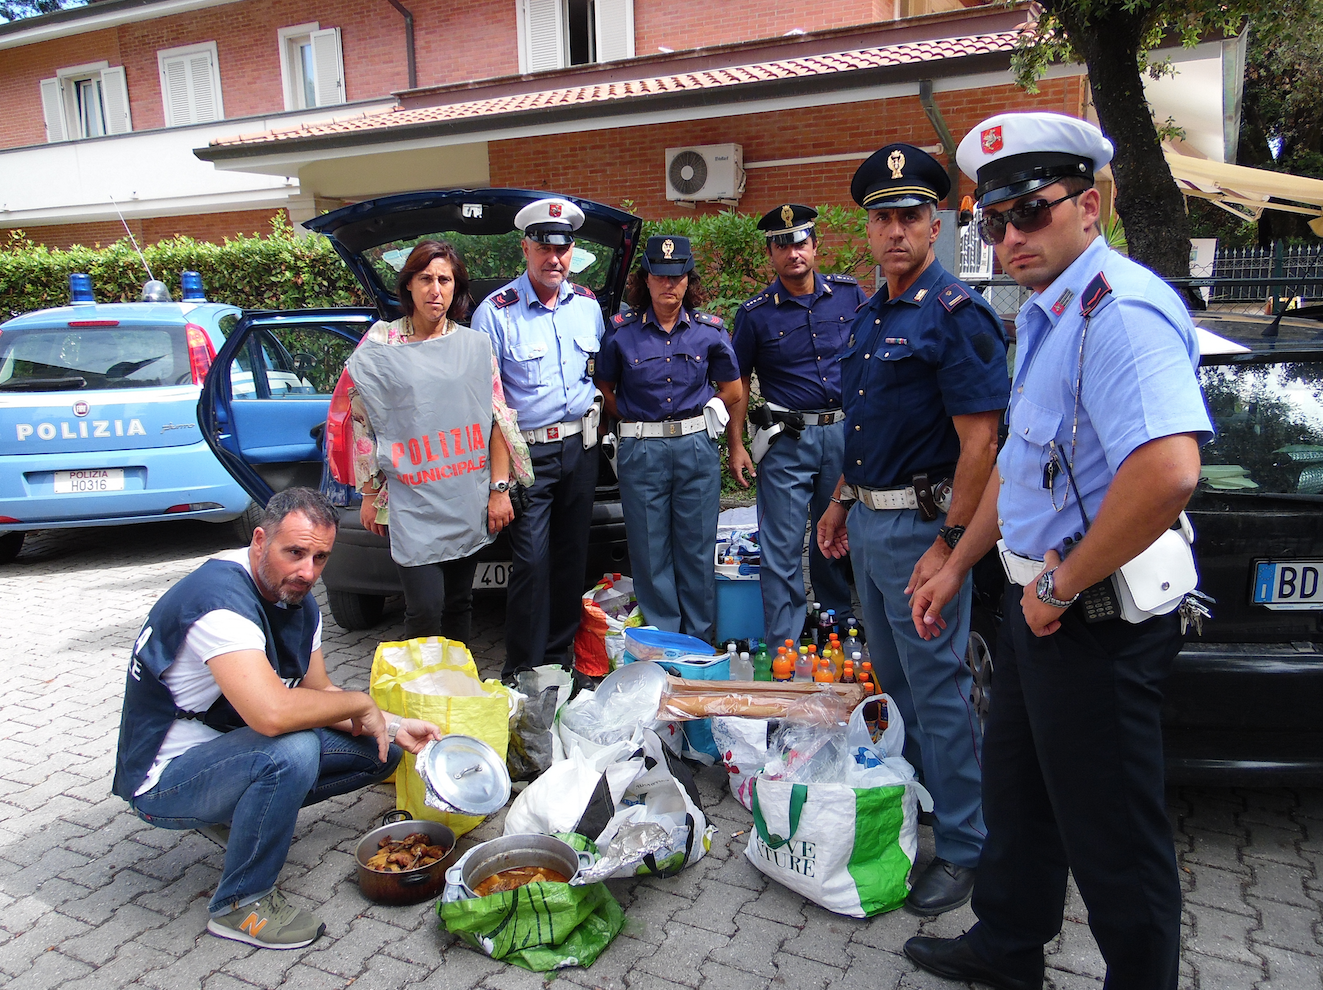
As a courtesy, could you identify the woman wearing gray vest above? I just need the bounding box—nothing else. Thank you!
[347,240,533,643]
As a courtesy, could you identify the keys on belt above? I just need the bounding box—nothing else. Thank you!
[618,415,707,439]
[521,419,585,444]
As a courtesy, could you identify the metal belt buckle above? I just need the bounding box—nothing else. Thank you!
[665,421,680,437]
[546,425,560,440]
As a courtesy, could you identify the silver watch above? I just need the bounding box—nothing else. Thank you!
[386,715,402,743]
[1035,567,1079,609]
[489,479,510,493]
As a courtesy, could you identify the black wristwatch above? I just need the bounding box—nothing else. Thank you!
[1035,567,1079,609]
[938,525,965,549]
[489,480,510,493]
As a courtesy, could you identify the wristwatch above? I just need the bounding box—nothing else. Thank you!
[938,525,965,549]
[386,715,402,743]
[489,479,510,493]
[1035,567,1079,609]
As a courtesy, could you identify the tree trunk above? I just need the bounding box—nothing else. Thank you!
[1050,2,1193,280]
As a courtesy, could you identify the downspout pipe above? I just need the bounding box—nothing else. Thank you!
[386,0,417,90]
[919,79,960,210]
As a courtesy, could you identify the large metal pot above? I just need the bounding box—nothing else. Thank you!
[447,833,592,899]
[355,811,457,906]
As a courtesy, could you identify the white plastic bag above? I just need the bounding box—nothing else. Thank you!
[711,717,770,810]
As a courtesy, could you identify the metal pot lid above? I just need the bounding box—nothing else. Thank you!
[417,735,511,816]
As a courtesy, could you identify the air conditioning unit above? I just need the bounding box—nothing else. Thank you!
[665,144,745,203]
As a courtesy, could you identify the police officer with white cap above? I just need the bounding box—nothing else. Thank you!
[905,113,1212,990]
[471,197,606,680]
[727,204,865,650]
[817,144,1009,916]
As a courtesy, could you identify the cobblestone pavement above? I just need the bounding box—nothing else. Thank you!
[1,522,1321,990]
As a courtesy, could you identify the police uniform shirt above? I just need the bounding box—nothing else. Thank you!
[732,273,866,410]
[597,307,739,422]
[470,271,603,432]
[998,236,1213,558]
[841,259,1009,490]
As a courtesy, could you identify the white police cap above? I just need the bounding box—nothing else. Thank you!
[957,112,1114,207]
[514,197,584,244]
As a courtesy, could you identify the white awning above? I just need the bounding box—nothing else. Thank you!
[1165,150,1323,236]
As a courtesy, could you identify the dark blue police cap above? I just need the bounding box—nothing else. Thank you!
[758,204,817,246]
[639,235,696,276]
[851,143,950,210]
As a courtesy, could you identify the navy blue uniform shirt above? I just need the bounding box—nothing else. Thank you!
[732,272,867,410]
[597,306,739,421]
[841,259,1009,489]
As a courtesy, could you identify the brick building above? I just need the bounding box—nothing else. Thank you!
[0,0,1233,249]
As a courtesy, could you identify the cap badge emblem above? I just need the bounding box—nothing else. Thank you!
[981,126,1003,154]
[887,150,906,179]
[548,203,562,218]
[662,239,675,259]
[780,204,794,226]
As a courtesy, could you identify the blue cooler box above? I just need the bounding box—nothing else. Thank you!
[715,557,763,645]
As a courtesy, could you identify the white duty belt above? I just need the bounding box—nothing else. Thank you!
[617,415,706,439]
[765,401,845,426]
[842,482,952,513]
[522,420,584,444]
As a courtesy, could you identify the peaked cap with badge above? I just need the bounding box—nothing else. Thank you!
[956,111,1114,207]
[514,197,585,244]
[758,204,817,246]
[638,235,696,276]
[851,143,950,210]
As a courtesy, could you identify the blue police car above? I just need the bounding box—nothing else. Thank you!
[0,273,259,562]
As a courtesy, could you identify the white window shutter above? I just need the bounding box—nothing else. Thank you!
[40,77,68,142]
[310,27,344,106]
[100,65,132,134]
[594,0,634,64]
[161,55,191,126]
[187,51,220,121]
[524,0,565,72]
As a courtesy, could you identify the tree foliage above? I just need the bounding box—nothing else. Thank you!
[0,0,81,24]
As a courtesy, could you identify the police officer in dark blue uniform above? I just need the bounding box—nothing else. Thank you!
[596,236,741,641]
[818,144,1009,915]
[728,204,866,649]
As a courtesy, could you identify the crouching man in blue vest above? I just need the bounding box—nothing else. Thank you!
[112,488,444,950]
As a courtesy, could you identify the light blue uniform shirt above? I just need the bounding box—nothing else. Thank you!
[470,271,604,432]
[997,236,1212,558]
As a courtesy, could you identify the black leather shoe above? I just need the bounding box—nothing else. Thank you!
[904,935,1044,990]
[905,858,975,916]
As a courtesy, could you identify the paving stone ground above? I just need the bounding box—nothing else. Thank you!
[1,521,1321,989]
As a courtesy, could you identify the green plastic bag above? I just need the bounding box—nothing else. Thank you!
[437,836,624,971]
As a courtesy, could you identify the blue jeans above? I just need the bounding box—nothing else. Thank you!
[132,726,401,915]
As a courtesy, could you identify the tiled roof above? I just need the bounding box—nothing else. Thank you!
[209,29,1022,150]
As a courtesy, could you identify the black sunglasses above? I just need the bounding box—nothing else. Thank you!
[978,189,1085,245]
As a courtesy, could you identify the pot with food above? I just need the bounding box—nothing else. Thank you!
[445,833,594,901]
[355,811,457,905]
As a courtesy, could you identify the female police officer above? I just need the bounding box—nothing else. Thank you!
[595,236,741,642]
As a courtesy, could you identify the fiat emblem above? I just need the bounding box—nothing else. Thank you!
[73,401,90,417]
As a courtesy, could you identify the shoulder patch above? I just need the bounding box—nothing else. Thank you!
[693,311,726,329]
[938,283,971,313]
[824,273,858,285]
[1079,272,1112,317]
[492,287,520,309]
[611,308,640,328]
[572,284,596,300]
[742,294,770,312]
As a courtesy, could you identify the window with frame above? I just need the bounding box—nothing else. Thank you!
[40,62,132,142]
[157,41,224,127]
[518,0,634,73]
[278,22,345,110]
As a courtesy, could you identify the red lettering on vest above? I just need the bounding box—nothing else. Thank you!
[407,438,423,465]
[391,442,406,469]
[451,428,465,455]
[422,434,440,462]
[435,431,450,458]
[468,422,486,451]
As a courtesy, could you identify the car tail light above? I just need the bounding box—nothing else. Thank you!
[165,504,192,513]
[185,323,216,384]
[0,516,20,524]
[68,320,120,327]
[325,367,355,485]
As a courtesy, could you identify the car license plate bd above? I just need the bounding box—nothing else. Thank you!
[53,468,125,494]
[473,561,511,590]
[1253,560,1323,610]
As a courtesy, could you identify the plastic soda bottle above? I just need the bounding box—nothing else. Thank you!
[817,608,832,650]
[753,642,773,682]
[801,603,818,648]
[772,654,795,682]
[813,658,835,683]
[795,646,813,682]
[731,651,754,681]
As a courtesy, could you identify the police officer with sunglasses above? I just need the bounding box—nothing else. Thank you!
[905,112,1212,990]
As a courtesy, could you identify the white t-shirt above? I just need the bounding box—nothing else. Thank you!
[134,548,323,796]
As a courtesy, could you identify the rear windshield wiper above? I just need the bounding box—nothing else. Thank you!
[0,376,89,391]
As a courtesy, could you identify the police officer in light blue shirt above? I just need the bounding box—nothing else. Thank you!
[817,145,1009,917]
[470,197,605,679]
[906,113,1213,990]
[728,204,866,649]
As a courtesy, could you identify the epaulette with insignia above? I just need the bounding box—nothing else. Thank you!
[1080,272,1112,316]
[693,311,726,329]
[742,294,770,312]
[492,287,519,309]
[611,308,640,328]
[572,284,596,300]
[824,273,858,284]
[938,283,971,313]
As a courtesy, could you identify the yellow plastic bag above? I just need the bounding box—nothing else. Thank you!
[369,637,511,836]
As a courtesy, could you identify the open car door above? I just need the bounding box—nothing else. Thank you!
[198,308,377,505]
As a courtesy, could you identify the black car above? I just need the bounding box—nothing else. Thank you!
[965,310,1323,784]
[199,189,640,630]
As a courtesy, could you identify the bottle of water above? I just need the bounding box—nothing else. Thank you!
[795,645,813,681]
[731,651,754,681]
